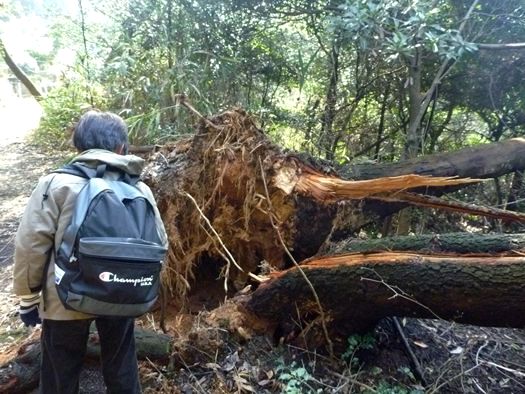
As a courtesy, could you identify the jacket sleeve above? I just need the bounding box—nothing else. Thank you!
[13,175,60,295]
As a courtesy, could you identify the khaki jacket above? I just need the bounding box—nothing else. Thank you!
[13,149,167,320]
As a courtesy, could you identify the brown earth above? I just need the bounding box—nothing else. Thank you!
[0,140,65,354]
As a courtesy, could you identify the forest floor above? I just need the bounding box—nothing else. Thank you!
[0,101,524,393]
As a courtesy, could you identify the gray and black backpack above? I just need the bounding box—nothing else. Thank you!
[53,162,167,317]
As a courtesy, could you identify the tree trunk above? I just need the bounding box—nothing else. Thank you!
[0,40,42,99]
[0,327,171,394]
[342,137,525,180]
[507,170,525,212]
[405,49,422,160]
[244,252,525,347]
[326,232,525,255]
[397,49,423,235]
[320,40,340,160]
[374,84,390,160]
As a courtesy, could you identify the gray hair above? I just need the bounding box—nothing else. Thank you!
[73,111,129,154]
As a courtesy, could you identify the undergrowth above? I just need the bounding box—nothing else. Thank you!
[30,81,103,150]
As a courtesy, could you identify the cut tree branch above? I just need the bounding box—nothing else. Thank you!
[329,232,525,255]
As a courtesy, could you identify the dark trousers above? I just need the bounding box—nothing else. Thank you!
[39,318,141,394]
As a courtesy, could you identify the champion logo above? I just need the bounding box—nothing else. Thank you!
[99,272,154,287]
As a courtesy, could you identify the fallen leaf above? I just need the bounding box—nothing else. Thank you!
[449,346,464,354]
[222,351,240,371]
[237,326,252,340]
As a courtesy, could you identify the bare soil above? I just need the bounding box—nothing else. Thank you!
[1,137,524,393]
[0,140,65,353]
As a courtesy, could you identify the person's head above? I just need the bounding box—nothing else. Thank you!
[72,110,129,154]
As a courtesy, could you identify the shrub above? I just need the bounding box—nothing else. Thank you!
[31,80,105,150]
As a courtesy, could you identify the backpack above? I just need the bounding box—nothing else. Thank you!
[52,162,167,317]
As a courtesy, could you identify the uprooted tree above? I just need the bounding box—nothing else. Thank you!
[141,107,525,346]
[3,107,525,391]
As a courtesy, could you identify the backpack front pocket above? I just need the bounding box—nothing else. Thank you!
[64,237,165,314]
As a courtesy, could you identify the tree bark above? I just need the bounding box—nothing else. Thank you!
[0,327,171,394]
[0,40,42,99]
[327,232,525,255]
[0,340,40,394]
[245,252,525,346]
[342,138,525,180]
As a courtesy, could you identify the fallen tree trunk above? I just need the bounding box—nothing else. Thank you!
[331,232,525,255]
[0,340,40,394]
[342,138,525,180]
[244,252,525,346]
[0,327,171,394]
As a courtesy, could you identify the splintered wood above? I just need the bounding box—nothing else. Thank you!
[273,160,525,222]
[294,171,479,201]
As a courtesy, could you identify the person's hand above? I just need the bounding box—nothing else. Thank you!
[19,294,41,327]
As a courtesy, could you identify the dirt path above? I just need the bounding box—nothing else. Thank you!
[0,104,108,393]
[0,116,66,353]
[0,97,49,270]
[0,142,64,267]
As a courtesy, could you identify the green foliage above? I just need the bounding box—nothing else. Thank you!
[125,105,188,145]
[342,333,376,368]
[334,0,477,60]
[276,358,319,394]
[371,381,424,394]
[398,366,416,383]
[31,80,100,150]
[101,0,310,124]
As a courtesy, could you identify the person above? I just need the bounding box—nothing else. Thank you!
[13,110,167,394]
